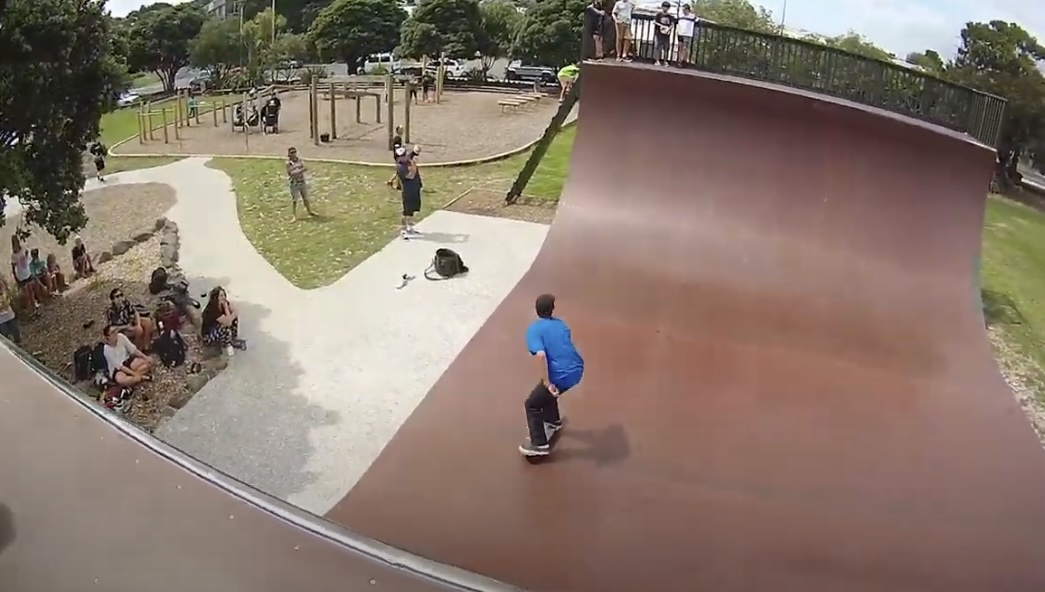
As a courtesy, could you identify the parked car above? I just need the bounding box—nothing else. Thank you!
[360,53,402,74]
[116,91,141,108]
[505,61,557,83]
[425,58,467,78]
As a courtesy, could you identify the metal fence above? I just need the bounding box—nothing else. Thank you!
[589,14,1005,146]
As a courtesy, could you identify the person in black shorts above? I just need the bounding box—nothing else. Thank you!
[422,73,433,102]
[584,0,606,59]
[387,126,405,189]
[396,145,423,239]
[652,1,676,66]
[89,141,107,181]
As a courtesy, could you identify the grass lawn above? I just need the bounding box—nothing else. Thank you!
[104,156,184,175]
[208,124,575,289]
[981,195,1045,395]
[130,71,159,89]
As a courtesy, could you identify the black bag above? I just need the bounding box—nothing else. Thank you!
[149,266,169,295]
[90,342,108,375]
[424,248,469,281]
[153,328,186,368]
[73,346,94,381]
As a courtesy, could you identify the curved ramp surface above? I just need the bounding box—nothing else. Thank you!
[328,62,1045,592]
[0,345,516,592]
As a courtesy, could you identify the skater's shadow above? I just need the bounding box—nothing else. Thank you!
[410,231,470,244]
[0,503,15,557]
[557,423,629,467]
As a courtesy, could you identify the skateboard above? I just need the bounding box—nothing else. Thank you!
[521,418,566,463]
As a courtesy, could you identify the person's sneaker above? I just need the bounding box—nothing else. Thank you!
[232,338,247,351]
[400,230,412,240]
[225,345,235,357]
[519,442,550,457]
[407,227,423,236]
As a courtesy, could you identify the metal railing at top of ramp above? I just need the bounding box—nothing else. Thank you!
[584,15,1006,147]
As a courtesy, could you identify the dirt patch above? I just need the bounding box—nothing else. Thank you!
[989,326,1045,450]
[116,88,564,165]
[2,183,176,275]
[16,235,216,433]
[445,188,558,224]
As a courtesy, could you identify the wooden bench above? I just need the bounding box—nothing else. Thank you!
[518,93,543,102]
[499,99,526,113]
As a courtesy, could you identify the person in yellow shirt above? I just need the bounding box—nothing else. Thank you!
[557,64,580,102]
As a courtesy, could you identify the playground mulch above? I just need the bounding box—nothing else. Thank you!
[115,88,561,165]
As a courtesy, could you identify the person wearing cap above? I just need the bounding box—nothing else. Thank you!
[396,145,424,239]
[519,293,585,458]
[557,63,581,102]
[583,0,606,60]
[652,1,677,66]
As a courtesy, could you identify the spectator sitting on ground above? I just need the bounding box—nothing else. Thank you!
[0,280,21,345]
[10,235,38,316]
[28,249,53,299]
[106,287,155,352]
[201,286,247,357]
[101,324,154,388]
[45,253,67,293]
[71,236,95,278]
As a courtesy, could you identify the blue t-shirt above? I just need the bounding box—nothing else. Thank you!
[525,317,584,390]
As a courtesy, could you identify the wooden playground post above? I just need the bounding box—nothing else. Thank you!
[221,100,228,124]
[355,94,362,123]
[145,102,155,141]
[173,107,180,141]
[194,97,201,125]
[241,93,250,152]
[212,102,218,127]
[404,81,412,144]
[137,103,145,143]
[436,52,446,104]
[310,76,319,146]
[160,109,169,143]
[174,93,183,128]
[329,81,337,140]
[385,74,394,150]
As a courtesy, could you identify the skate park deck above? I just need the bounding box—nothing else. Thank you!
[325,62,1045,592]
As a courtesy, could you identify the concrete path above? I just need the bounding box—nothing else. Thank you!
[93,158,551,515]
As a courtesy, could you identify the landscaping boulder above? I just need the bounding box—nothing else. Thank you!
[133,231,153,243]
[160,244,178,267]
[154,218,167,232]
[168,386,198,409]
[97,251,113,264]
[111,240,135,256]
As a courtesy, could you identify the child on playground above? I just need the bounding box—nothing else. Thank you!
[519,293,585,457]
[557,64,581,102]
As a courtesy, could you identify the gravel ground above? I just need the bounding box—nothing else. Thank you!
[989,326,1045,449]
[115,88,562,164]
[446,188,558,224]
[1,183,176,275]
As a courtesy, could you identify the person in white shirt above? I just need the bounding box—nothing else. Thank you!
[611,0,635,61]
[676,4,698,64]
[102,324,154,388]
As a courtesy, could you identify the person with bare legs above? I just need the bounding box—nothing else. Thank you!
[652,2,677,66]
[558,63,580,102]
[9,236,37,316]
[101,324,154,388]
[396,145,424,239]
[612,0,635,61]
[676,4,697,65]
[584,0,606,60]
[106,288,155,352]
[286,146,317,221]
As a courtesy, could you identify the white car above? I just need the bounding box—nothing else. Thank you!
[425,59,467,78]
[361,53,402,74]
[117,92,141,108]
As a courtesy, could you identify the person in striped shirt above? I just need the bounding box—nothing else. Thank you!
[286,146,317,221]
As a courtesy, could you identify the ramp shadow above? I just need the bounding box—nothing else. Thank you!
[410,231,470,244]
[156,273,338,506]
[0,503,14,558]
[556,423,630,466]
[982,288,1025,327]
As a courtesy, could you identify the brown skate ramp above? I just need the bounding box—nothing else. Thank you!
[327,62,1045,592]
[0,345,515,592]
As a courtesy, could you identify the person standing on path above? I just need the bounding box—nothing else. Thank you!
[519,293,585,458]
[286,147,317,222]
[611,0,635,61]
[396,145,423,239]
[89,141,108,182]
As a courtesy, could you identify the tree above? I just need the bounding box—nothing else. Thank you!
[905,50,945,73]
[236,0,335,33]
[804,31,892,61]
[189,17,243,89]
[948,21,1045,189]
[478,0,522,75]
[399,0,484,59]
[308,0,406,72]
[690,0,776,33]
[125,3,206,92]
[512,0,586,67]
[0,0,124,241]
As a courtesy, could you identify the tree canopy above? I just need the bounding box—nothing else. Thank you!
[399,0,484,59]
[125,2,207,91]
[308,0,406,71]
[478,0,523,73]
[512,0,586,67]
[0,0,124,241]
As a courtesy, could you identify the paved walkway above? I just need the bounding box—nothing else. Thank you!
[93,159,550,515]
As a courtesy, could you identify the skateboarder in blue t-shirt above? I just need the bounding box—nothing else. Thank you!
[520,293,585,457]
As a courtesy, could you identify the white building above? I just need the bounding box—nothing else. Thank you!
[207,0,233,19]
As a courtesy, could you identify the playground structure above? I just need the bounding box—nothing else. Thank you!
[136,90,238,144]
[305,73,422,151]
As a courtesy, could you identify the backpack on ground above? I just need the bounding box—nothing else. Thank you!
[149,266,169,295]
[73,345,94,382]
[90,342,108,375]
[424,248,469,281]
[153,327,186,368]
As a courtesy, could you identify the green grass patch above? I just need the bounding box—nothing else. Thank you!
[130,72,159,88]
[104,156,185,174]
[981,195,1045,394]
[208,123,579,289]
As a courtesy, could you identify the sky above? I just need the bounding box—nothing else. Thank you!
[105,0,1044,59]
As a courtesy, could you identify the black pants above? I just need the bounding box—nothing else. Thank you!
[525,382,561,446]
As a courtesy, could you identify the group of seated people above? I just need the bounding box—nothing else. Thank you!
[99,284,247,389]
[9,236,81,315]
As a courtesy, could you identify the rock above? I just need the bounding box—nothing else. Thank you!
[168,386,197,409]
[133,231,153,243]
[111,240,135,256]
[162,220,178,234]
[200,344,223,360]
[154,218,168,232]
[160,406,178,419]
[205,356,228,372]
[183,374,211,397]
[97,251,113,264]
[159,232,178,247]
[160,244,178,266]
